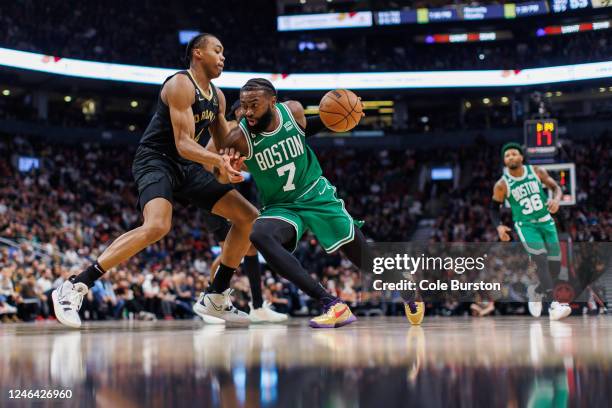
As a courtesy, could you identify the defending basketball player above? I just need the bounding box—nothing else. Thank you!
[490,143,571,320]
[52,33,258,328]
[211,79,425,328]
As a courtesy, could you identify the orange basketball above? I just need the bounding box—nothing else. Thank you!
[319,89,363,132]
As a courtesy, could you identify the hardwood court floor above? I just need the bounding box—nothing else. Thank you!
[1,316,611,407]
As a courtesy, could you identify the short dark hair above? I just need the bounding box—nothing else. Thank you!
[184,33,217,66]
[501,142,524,159]
[240,78,277,97]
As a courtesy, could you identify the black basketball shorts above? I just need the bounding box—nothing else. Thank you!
[131,146,232,239]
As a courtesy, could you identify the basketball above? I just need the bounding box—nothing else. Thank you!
[319,89,363,132]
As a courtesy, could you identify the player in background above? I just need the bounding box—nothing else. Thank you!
[490,143,571,320]
[214,79,425,328]
[53,33,257,328]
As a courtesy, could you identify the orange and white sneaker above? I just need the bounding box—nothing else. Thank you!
[404,301,425,325]
[309,300,356,329]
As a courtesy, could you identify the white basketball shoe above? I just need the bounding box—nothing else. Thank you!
[52,280,88,328]
[193,289,250,324]
[549,301,572,321]
[249,302,289,323]
[527,285,544,318]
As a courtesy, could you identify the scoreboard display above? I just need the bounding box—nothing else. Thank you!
[524,119,558,159]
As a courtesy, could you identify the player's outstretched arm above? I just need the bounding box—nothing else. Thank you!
[534,166,562,213]
[165,76,242,182]
[491,179,511,241]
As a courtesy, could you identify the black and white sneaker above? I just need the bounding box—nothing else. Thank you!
[193,292,225,324]
[52,280,88,328]
[193,289,250,324]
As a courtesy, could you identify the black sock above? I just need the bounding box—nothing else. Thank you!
[208,263,235,294]
[72,262,105,288]
[244,255,264,309]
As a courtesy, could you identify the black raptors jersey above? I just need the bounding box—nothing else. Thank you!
[139,70,219,162]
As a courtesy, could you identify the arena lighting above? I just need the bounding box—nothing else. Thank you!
[130,100,139,108]
[1,47,612,89]
[2,89,10,96]
[483,97,491,104]
[64,95,72,102]
[361,100,394,108]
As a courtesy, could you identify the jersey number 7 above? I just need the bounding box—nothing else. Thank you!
[277,162,296,192]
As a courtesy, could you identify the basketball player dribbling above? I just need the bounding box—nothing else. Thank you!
[211,79,425,328]
[53,33,258,328]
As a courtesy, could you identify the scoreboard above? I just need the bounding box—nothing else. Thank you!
[521,119,575,206]
[524,119,558,160]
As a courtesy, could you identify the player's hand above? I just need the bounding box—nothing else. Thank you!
[358,97,365,118]
[217,154,244,184]
[497,225,512,242]
[219,147,245,171]
[219,147,246,172]
[219,147,240,160]
[547,198,560,214]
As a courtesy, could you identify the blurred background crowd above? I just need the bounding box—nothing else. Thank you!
[1,132,609,322]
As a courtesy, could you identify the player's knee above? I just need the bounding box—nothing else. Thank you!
[142,221,171,243]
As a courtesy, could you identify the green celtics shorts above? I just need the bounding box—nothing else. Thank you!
[258,177,363,253]
[514,216,561,260]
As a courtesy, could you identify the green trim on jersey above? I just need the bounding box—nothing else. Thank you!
[240,103,322,207]
[502,164,550,223]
